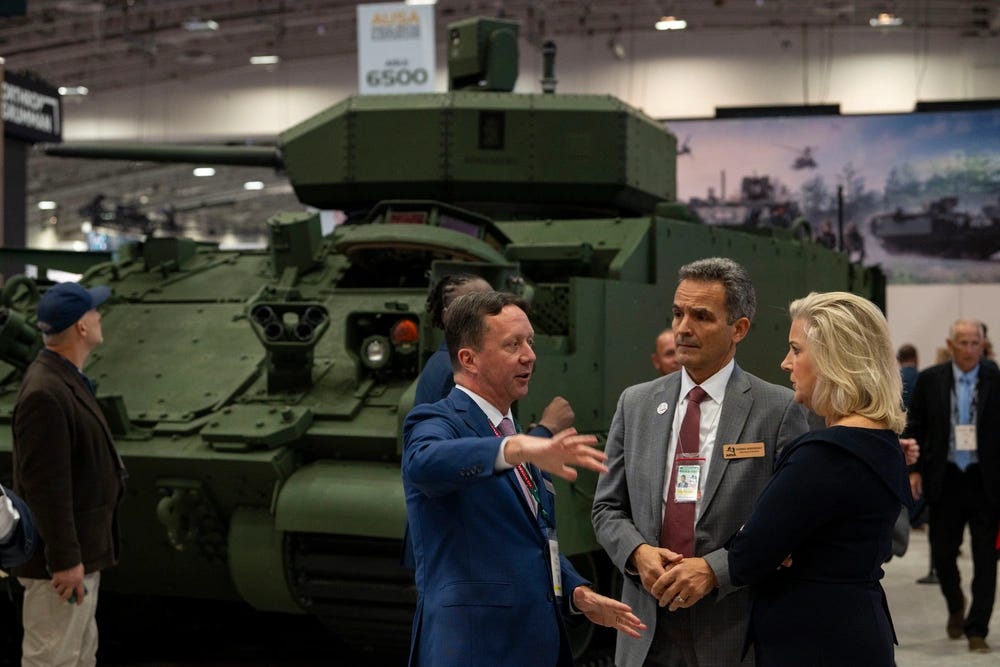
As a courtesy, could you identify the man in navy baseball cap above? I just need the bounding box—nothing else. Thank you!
[13,279,124,665]
[35,282,111,335]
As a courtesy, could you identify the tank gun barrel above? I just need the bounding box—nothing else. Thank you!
[40,142,283,169]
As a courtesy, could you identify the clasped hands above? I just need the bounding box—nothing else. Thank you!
[503,428,607,482]
[632,544,717,612]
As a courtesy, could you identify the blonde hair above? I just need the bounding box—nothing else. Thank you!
[789,292,906,433]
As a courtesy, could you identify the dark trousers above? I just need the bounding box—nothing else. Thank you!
[928,462,999,638]
[645,607,700,667]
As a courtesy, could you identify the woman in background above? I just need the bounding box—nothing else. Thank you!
[727,291,912,666]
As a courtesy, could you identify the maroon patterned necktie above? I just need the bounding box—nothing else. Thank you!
[660,386,709,556]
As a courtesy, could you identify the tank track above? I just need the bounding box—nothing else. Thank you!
[286,532,416,658]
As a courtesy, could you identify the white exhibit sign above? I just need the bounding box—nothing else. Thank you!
[356,3,435,95]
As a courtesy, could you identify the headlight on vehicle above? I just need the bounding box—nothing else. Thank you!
[361,335,391,369]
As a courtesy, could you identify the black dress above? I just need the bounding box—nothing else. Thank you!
[727,426,913,667]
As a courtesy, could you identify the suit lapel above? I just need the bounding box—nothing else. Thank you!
[700,366,752,514]
[975,364,996,437]
[450,387,543,528]
[649,376,682,524]
[450,387,495,437]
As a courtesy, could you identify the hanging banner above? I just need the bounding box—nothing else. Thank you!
[356,2,435,95]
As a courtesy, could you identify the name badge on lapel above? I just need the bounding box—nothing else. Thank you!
[723,442,765,459]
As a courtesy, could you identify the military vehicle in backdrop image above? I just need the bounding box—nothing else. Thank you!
[0,17,883,663]
[869,195,1000,259]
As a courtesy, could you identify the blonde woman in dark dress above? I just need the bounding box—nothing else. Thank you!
[727,291,912,667]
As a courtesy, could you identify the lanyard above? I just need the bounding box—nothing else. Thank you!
[513,463,551,522]
[491,420,552,524]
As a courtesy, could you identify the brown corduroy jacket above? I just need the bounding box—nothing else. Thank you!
[12,348,125,579]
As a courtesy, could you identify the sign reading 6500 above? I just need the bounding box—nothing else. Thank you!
[365,68,430,88]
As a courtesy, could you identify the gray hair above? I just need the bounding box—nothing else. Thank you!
[678,257,756,324]
[949,318,985,341]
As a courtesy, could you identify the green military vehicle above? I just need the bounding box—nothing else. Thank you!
[0,17,883,661]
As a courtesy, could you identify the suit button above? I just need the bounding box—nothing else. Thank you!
[547,592,554,602]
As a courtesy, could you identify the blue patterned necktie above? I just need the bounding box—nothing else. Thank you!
[955,374,972,471]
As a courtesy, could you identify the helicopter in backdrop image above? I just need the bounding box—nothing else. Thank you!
[677,135,693,157]
[785,146,816,170]
[777,144,818,170]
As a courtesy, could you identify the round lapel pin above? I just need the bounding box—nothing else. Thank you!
[656,402,669,415]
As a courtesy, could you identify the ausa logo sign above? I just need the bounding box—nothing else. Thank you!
[369,8,422,41]
[357,2,435,95]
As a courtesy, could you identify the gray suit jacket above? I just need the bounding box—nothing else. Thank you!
[592,363,808,667]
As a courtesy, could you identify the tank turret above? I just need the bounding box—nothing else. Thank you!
[6,17,884,662]
[41,18,673,219]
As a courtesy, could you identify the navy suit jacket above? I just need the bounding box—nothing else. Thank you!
[402,387,587,667]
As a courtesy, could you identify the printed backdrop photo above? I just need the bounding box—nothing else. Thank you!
[666,109,1000,284]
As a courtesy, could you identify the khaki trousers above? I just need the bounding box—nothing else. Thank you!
[19,571,100,667]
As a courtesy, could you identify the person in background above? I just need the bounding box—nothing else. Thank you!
[592,257,809,667]
[981,323,997,368]
[906,318,1000,654]
[815,220,837,249]
[896,342,935,583]
[402,291,645,666]
[651,328,681,376]
[844,223,865,263]
[898,344,919,410]
[414,272,573,432]
[726,291,911,666]
[12,282,126,667]
[414,273,493,406]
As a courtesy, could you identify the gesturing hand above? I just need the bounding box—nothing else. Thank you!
[572,586,647,639]
[504,428,607,481]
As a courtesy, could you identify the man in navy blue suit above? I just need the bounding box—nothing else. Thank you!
[402,291,645,667]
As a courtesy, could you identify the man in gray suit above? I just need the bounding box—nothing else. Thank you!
[592,257,809,666]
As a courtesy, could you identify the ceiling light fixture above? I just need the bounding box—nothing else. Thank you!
[243,181,265,191]
[183,19,219,32]
[193,167,216,177]
[404,0,437,4]
[250,55,280,65]
[869,13,903,27]
[38,201,58,210]
[57,86,89,96]
[655,16,687,31]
